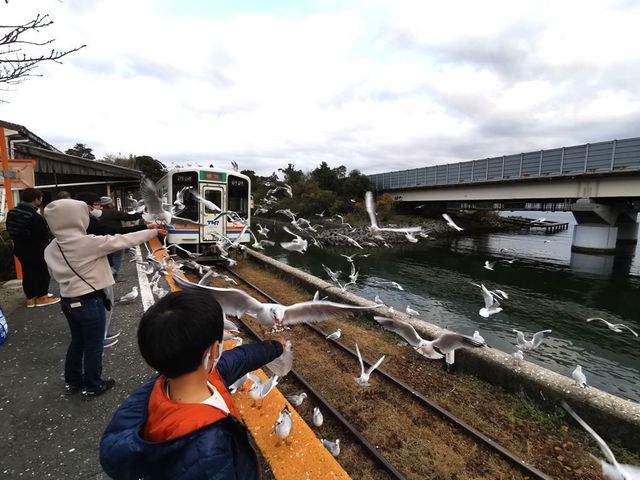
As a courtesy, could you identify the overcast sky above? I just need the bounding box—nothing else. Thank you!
[2,0,640,175]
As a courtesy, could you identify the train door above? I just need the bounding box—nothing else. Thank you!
[200,184,225,242]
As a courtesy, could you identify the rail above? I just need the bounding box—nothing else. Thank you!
[224,267,554,480]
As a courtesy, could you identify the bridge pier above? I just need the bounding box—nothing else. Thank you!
[616,212,639,245]
[571,224,618,254]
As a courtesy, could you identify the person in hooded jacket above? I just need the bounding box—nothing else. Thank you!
[100,290,285,480]
[43,199,165,398]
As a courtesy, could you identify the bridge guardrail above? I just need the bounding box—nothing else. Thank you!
[369,137,640,191]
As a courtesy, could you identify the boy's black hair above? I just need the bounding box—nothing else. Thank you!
[21,188,43,203]
[138,290,225,378]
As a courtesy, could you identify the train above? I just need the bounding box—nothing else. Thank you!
[155,167,252,252]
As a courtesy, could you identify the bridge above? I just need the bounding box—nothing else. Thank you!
[368,137,640,254]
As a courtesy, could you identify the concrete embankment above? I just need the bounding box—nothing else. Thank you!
[243,248,640,452]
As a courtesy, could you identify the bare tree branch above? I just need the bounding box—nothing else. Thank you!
[0,10,86,89]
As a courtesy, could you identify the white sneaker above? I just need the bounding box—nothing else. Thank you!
[103,338,119,348]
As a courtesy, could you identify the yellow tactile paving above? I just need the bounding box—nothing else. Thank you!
[147,237,351,480]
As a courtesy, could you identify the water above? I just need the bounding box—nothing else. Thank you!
[265,212,640,403]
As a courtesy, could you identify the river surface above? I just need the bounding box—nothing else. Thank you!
[262,211,640,403]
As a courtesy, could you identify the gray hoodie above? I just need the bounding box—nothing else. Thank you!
[44,199,157,298]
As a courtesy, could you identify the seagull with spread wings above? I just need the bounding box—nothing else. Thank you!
[365,191,422,234]
[514,329,552,351]
[586,317,638,337]
[173,272,381,332]
[375,316,485,360]
[354,343,385,387]
[139,176,203,226]
[442,213,464,231]
[479,283,502,318]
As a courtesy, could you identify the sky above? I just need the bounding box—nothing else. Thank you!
[2,0,640,176]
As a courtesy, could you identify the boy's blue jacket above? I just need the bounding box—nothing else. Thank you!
[100,340,283,479]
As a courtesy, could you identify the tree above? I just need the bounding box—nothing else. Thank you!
[278,163,304,186]
[1,8,85,95]
[133,155,167,182]
[342,169,372,200]
[311,161,339,191]
[65,143,95,159]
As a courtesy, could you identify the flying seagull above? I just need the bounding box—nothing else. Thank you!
[586,318,638,337]
[365,192,422,234]
[479,283,502,318]
[442,213,463,231]
[561,401,640,480]
[514,329,552,351]
[173,272,381,331]
[374,316,485,360]
[247,373,279,408]
[354,343,385,387]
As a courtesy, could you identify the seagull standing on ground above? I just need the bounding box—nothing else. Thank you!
[572,365,588,388]
[285,392,307,407]
[326,329,342,340]
[273,405,293,446]
[313,407,323,427]
[321,438,340,457]
[115,286,139,305]
[473,330,485,343]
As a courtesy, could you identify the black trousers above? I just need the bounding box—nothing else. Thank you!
[14,247,50,299]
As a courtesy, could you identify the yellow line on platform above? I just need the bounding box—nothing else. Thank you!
[148,238,351,480]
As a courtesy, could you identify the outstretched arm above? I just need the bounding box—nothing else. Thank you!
[217,340,284,387]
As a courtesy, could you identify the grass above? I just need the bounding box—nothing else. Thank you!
[509,390,565,434]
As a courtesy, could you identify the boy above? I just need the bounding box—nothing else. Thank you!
[100,290,284,479]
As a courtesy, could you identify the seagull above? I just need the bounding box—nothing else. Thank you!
[561,401,640,480]
[531,217,546,224]
[512,350,524,368]
[314,210,325,218]
[312,290,328,302]
[231,160,239,172]
[114,286,138,305]
[377,281,404,291]
[355,343,385,387]
[405,232,419,243]
[483,260,496,271]
[173,272,381,331]
[514,329,552,351]
[273,405,293,446]
[586,318,638,337]
[322,264,341,283]
[313,407,323,427]
[321,438,340,457]
[256,224,270,238]
[228,374,250,395]
[139,177,202,226]
[374,316,485,360]
[336,233,364,250]
[572,365,588,388]
[365,192,422,234]
[247,373,279,408]
[479,283,502,318]
[252,239,276,250]
[326,329,342,340]
[442,213,463,231]
[152,282,168,299]
[189,188,222,213]
[405,305,420,316]
[493,289,509,300]
[285,392,307,407]
[281,226,308,253]
[374,295,384,305]
[473,330,485,344]
[340,253,370,263]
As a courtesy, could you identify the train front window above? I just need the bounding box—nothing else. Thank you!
[172,171,198,221]
[204,190,222,213]
[228,175,249,217]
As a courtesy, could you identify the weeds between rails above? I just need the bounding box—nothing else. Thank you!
[220,259,637,479]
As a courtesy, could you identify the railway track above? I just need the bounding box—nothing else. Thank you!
[222,267,554,480]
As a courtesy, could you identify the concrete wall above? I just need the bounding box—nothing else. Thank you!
[390,175,640,202]
[245,248,640,451]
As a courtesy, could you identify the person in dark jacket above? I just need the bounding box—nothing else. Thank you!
[99,196,143,279]
[5,188,60,307]
[100,290,284,480]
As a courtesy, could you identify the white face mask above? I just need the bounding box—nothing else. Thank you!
[202,342,223,374]
[90,208,102,219]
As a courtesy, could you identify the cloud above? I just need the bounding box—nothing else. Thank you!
[2,0,640,176]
